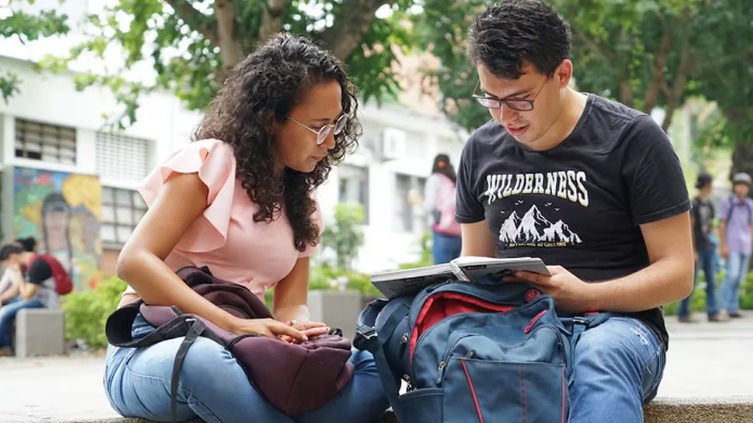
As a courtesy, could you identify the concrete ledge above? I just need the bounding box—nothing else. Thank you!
[15,308,65,358]
[644,396,753,423]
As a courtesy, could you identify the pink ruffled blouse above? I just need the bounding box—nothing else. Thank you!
[126,139,321,300]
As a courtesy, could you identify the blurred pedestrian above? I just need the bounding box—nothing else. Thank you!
[0,236,38,306]
[424,154,462,264]
[678,173,727,322]
[718,172,753,319]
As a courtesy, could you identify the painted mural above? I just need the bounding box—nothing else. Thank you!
[13,167,102,290]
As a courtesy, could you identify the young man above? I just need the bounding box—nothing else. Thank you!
[718,172,753,318]
[679,172,727,322]
[457,1,693,421]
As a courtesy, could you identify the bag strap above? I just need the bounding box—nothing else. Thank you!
[561,312,611,387]
[354,299,409,422]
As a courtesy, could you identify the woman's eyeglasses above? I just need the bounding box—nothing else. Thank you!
[288,114,347,145]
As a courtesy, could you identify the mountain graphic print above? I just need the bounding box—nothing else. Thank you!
[499,205,582,247]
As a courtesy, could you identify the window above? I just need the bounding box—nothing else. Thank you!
[100,187,147,247]
[14,119,76,164]
[338,165,369,224]
[393,174,426,233]
[96,132,151,182]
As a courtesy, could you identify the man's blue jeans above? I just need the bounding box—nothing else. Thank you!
[569,316,665,423]
[679,245,718,317]
[720,251,751,313]
[0,299,44,348]
[104,315,388,423]
[431,230,461,264]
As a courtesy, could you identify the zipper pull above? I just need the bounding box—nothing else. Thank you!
[399,333,408,357]
[465,349,476,359]
[435,361,447,385]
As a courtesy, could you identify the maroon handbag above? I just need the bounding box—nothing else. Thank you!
[105,266,354,421]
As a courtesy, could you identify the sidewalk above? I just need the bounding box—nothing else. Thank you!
[1,312,752,422]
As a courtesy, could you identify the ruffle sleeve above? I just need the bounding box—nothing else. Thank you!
[138,139,236,253]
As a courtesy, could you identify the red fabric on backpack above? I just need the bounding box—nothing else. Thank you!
[31,254,73,295]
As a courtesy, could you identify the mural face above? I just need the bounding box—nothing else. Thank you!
[13,167,102,290]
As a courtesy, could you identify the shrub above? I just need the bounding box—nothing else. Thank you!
[61,276,127,349]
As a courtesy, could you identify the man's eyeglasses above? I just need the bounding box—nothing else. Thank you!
[472,79,548,112]
[288,114,347,145]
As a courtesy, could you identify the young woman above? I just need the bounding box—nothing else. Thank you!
[103,34,387,422]
[424,154,462,264]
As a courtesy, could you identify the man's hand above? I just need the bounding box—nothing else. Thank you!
[720,244,729,260]
[505,265,597,313]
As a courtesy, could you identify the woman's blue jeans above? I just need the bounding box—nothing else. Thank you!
[569,316,665,423]
[104,315,388,423]
[431,230,462,264]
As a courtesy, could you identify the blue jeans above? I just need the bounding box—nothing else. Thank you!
[569,317,665,423]
[679,245,718,317]
[104,315,388,423]
[432,230,461,264]
[720,251,751,313]
[0,299,44,348]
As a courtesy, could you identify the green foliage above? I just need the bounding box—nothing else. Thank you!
[61,276,127,349]
[0,5,70,104]
[320,203,365,271]
[398,232,433,269]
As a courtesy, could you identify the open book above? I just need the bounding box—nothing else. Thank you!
[371,256,549,299]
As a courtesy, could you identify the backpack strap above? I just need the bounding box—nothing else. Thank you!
[560,312,611,387]
[354,299,409,422]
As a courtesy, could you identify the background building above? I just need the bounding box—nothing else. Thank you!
[0,53,466,288]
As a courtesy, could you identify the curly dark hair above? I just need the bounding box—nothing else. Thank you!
[467,0,571,79]
[195,33,361,252]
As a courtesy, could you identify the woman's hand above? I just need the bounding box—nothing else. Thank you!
[280,320,330,343]
[230,317,309,342]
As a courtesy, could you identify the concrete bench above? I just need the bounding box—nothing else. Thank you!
[14,308,66,358]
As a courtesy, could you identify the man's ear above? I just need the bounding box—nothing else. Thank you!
[556,59,573,89]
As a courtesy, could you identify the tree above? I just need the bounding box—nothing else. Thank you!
[3,0,415,126]
[414,0,716,133]
[0,7,69,102]
[692,0,753,180]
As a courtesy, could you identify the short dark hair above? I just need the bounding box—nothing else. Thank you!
[0,244,22,261]
[14,237,37,252]
[467,0,571,79]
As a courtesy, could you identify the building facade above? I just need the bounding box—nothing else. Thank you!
[0,54,466,288]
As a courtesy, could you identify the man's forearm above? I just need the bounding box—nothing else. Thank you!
[586,256,693,312]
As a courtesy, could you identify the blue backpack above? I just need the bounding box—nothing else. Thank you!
[354,279,608,422]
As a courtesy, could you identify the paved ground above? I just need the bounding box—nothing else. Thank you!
[1,312,752,422]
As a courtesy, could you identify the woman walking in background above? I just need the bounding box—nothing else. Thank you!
[424,154,462,264]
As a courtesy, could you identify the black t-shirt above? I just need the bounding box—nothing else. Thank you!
[26,257,53,285]
[456,94,690,348]
[691,197,715,251]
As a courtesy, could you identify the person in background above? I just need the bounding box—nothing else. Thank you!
[0,237,38,306]
[678,173,727,322]
[0,239,60,356]
[717,171,753,319]
[424,154,462,264]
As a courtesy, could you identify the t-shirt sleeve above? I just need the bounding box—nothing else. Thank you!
[298,195,324,258]
[138,139,236,253]
[455,140,485,223]
[621,115,691,225]
[27,257,53,285]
